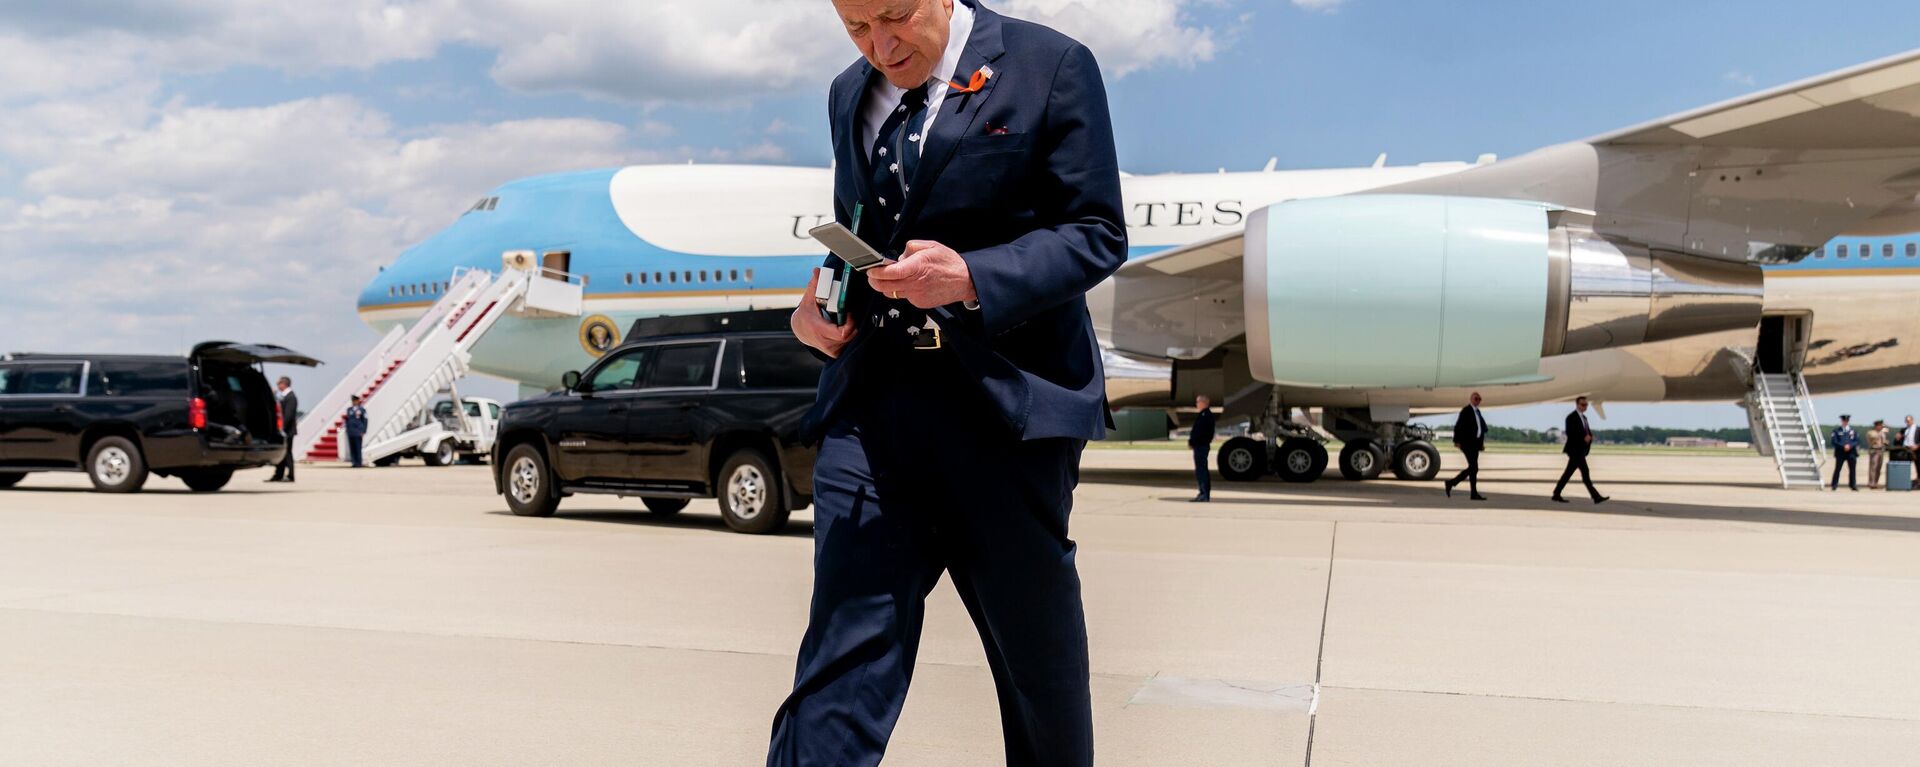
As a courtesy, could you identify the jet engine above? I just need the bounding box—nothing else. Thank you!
[1244,195,1763,388]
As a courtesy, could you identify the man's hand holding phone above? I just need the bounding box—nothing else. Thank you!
[793,268,857,358]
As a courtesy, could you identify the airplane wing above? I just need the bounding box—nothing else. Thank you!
[1589,50,1920,150]
[1108,49,1920,376]
[1107,234,1246,360]
[1379,48,1920,260]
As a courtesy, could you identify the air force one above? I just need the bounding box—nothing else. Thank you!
[338,49,1920,488]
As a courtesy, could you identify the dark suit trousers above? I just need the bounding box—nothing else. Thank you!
[1831,450,1857,489]
[1554,453,1601,500]
[768,351,1092,767]
[273,430,297,481]
[1450,447,1480,493]
[347,434,364,467]
[1192,445,1211,497]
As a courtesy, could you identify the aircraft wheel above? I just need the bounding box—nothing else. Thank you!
[1338,441,1387,481]
[1391,440,1442,481]
[1274,438,1328,483]
[1216,437,1266,482]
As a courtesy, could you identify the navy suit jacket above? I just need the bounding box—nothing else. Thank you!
[800,0,1127,443]
[1564,411,1591,457]
[1453,406,1485,452]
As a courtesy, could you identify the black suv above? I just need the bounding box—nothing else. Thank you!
[0,342,320,492]
[493,310,823,534]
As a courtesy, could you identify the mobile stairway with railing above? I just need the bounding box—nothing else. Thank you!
[1746,371,1826,489]
[296,252,584,465]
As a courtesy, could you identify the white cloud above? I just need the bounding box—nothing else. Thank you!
[0,90,644,371]
[1291,0,1348,12]
[1724,70,1758,88]
[0,0,1230,105]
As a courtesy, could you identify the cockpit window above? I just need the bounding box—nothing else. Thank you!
[464,197,500,215]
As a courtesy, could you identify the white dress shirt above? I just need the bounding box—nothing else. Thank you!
[859,0,974,157]
[1472,405,1485,438]
[1904,425,1917,448]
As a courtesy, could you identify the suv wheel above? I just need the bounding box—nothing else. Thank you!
[423,441,456,467]
[503,444,560,517]
[0,473,24,489]
[718,449,789,534]
[180,468,234,492]
[87,436,148,493]
[643,498,689,516]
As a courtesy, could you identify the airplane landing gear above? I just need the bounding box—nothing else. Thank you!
[1274,438,1329,483]
[1217,437,1267,482]
[1390,440,1441,481]
[1338,440,1387,481]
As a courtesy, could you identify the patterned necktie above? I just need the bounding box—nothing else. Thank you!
[868,84,930,232]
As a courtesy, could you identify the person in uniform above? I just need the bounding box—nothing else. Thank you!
[1552,396,1608,504]
[1867,419,1889,488]
[1830,414,1860,491]
[770,1,1126,764]
[1189,394,1216,503]
[268,376,299,482]
[1445,391,1488,500]
[344,395,369,469]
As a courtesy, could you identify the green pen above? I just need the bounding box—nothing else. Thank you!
[851,203,864,237]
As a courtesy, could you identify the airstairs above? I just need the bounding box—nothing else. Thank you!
[1746,372,1825,489]
[296,254,584,464]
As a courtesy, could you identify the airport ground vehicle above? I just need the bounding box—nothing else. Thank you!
[0,342,320,492]
[492,310,820,534]
[372,395,502,467]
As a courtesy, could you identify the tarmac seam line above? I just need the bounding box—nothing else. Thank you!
[1315,683,1920,724]
[1303,520,1339,767]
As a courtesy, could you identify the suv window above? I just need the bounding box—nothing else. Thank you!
[93,360,189,396]
[643,343,720,389]
[741,337,824,389]
[585,348,648,392]
[0,363,84,395]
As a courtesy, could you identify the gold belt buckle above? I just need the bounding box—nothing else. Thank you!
[909,319,943,350]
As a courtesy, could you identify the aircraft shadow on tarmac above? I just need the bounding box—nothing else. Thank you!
[483,509,815,538]
[1080,467,1920,535]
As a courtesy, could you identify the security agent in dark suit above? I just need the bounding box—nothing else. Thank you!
[1830,414,1860,491]
[1552,396,1608,504]
[268,376,299,482]
[1190,394,1217,503]
[343,395,369,469]
[1445,391,1489,500]
[770,1,1125,764]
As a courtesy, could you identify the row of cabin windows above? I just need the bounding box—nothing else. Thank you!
[622,268,755,287]
[1812,242,1920,260]
[387,268,761,299]
[388,281,450,298]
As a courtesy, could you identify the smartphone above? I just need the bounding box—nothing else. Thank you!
[808,221,888,271]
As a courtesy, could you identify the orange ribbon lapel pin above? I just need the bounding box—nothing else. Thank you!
[947,65,994,95]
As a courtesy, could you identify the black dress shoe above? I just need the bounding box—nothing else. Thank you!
[1190,495,1210,503]
[1593,496,1609,504]
[1444,481,1453,498]
[1551,496,1569,503]
[1470,494,1488,501]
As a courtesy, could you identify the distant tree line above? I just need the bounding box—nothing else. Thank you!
[1485,425,1753,445]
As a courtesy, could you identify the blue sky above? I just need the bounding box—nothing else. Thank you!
[3,0,1919,429]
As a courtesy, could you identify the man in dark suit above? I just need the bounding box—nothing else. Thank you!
[1190,394,1216,503]
[268,376,299,482]
[1552,396,1608,504]
[343,395,369,469]
[1445,391,1488,500]
[770,1,1125,764]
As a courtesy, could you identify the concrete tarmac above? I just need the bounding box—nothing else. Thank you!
[1,449,1917,765]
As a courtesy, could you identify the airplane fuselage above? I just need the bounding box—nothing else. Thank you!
[356,164,1920,411]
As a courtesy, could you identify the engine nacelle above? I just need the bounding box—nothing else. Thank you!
[1244,195,1763,388]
